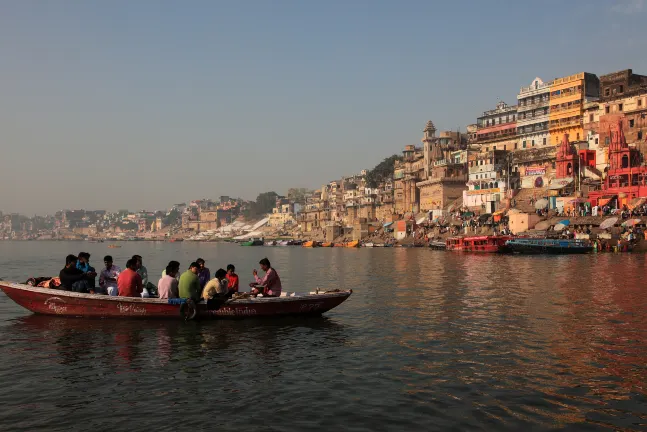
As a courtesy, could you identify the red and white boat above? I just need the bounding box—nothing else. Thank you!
[445,235,513,253]
[0,281,352,320]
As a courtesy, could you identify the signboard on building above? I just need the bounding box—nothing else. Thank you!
[524,166,547,176]
[466,188,500,196]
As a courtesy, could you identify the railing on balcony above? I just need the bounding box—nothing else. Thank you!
[550,89,583,100]
[549,118,583,128]
[517,99,549,111]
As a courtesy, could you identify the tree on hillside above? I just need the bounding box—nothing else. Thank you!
[365,154,403,188]
[243,191,280,219]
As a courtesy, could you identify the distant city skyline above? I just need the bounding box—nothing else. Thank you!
[2,1,647,214]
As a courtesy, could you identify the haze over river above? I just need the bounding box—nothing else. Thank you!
[0,241,646,431]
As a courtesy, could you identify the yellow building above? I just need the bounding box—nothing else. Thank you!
[549,72,599,145]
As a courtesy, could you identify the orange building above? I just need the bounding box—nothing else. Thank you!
[549,72,600,145]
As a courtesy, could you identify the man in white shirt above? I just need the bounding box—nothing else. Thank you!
[99,255,121,296]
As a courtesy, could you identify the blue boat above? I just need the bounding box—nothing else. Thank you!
[505,238,593,254]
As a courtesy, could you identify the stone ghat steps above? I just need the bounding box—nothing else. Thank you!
[512,188,549,213]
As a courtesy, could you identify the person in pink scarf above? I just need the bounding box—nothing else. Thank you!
[249,258,282,297]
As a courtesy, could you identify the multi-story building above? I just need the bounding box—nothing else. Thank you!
[549,72,599,145]
[417,147,467,212]
[517,78,551,150]
[582,101,606,176]
[298,190,330,232]
[475,101,517,152]
[598,69,647,156]
[464,150,509,212]
[393,145,424,214]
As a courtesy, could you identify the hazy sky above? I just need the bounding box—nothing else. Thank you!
[2,0,646,215]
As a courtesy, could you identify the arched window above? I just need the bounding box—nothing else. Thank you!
[622,155,629,168]
[494,181,499,188]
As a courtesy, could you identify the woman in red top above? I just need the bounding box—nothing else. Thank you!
[225,264,239,295]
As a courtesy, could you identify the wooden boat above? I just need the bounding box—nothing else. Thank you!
[302,241,318,248]
[0,281,352,320]
[107,244,121,249]
[506,238,593,254]
[446,236,512,253]
[321,242,333,247]
[277,240,290,246]
[363,242,374,248]
[168,238,183,242]
[344,240,360,248]
[240,239,264,246]
[429,240,446,250]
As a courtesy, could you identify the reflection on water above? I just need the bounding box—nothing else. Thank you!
[0,242,646,430]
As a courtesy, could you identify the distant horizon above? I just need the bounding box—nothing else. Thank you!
[2,1,646,214]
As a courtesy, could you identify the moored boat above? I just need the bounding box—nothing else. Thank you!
[446,236,512,253]
[344,240,360,248]
[429,240,446,250]
[302,241,318,248]
[363,242,374,248]
[321,242,333,247]
[240,239,264,246]
[0,282,352,320]
[506,238,593,254]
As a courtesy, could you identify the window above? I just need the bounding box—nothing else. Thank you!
[605,137,610,145]
[639,99,643,107]
[522,141,526,148]
[605,106,610,114]
[622,155,629,168]
[514,143,518,150]
[595,138,599,145]
[630,119,635,128]
[639,131,643,140]
[605,88,610,97]
[619,103,623,111]
[532,140,535,146]
[576,133,580,140]
[589,114,594,122]
[619,85,624,93]
[543,138,547,145]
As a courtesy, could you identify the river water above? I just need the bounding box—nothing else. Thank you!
[0,241,646,431]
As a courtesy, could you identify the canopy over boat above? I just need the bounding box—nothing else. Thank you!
[0,282,352,320]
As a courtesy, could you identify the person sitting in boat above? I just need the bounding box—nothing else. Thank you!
[178,262,202,302]
[162,261,181,280]
[117,259,143,298]
[132,254,156,297]
[59,254,96,293]
[76,252,97,292]
[202,268,230,304]
[196,258,210,289]
[225,264,239,295]
[158,264,179,299]
[132,255,148,287]
[99,255,121,296]
[249,258,282,297]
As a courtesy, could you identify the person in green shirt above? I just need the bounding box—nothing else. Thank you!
[179,262,201,301]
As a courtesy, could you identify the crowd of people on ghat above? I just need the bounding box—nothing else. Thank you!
[55,253,281,301]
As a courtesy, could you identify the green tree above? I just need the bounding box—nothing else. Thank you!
[254,191,279,215]
[365,154,403,188]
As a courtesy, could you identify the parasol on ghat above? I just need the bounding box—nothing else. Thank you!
[599,217,618,230]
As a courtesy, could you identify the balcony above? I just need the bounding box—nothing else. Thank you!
[549,118,583,129]
[517,99,549,112]
[550,90,583,101]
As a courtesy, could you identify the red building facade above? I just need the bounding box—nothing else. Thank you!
[588,120,647,206]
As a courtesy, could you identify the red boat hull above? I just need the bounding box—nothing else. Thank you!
[446,235,513,253]
[0,282,352,319]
